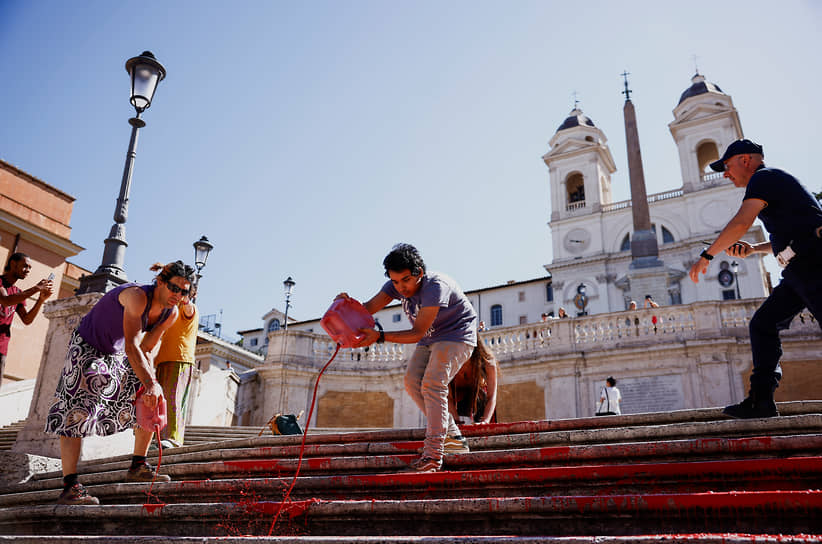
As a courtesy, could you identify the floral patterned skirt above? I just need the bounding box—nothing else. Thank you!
[44,329,140,438]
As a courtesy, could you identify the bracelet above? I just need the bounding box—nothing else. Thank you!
[699,249,714,261]
[375,321,385,344]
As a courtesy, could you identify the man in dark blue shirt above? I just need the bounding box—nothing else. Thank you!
[689,139,822,419]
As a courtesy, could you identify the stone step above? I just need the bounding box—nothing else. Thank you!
[0,535,820,543]
[19,412,821,489]
[1,491,820,536]
[3,456,820,507]
[0,420,25,452]
[176,401,822,445]
[12,425,822,495]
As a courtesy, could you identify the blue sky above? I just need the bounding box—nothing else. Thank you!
[1,1,820,339]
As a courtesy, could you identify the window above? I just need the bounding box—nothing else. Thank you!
[620,233,631,252]
[490,305,503,327]
[722,289,737,300]
[249,338,258,347]
[566,173,585,204]
[518,291,525,302]
[697,141,720,173]
[546,284,554,302]
[392,313,402,323]
[267,319,281,332]
[519,315,528,325]
[661,226,675,244]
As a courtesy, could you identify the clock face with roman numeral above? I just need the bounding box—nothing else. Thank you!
[564,228,591,253]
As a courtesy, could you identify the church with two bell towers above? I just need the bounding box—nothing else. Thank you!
[541,72,769,317]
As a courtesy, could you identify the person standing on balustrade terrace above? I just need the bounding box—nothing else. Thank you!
[689,139,822,419]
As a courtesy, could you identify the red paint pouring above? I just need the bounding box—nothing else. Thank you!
[267,343,341,535]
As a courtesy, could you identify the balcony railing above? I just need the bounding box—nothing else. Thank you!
[266,299,818,368]
[600,189,684,214]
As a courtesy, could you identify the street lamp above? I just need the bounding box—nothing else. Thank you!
[282,276,296,331]
[731,261,741,300]
[576,283,589,316]
[77,51,166,294]
[191,236,213,302]
[193,236,214,281]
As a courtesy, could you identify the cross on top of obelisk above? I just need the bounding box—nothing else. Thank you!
[572,90,580,111]
[621,71,632,102]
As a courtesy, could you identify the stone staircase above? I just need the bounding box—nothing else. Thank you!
[0,403,821,542]
[0,420,25,451]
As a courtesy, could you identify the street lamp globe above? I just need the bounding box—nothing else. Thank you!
[126,51,166,114]
[283,276,296,297]
[193,235,214,274]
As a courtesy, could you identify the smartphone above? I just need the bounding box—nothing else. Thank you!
[47,273,55,281]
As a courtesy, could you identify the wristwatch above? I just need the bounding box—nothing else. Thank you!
[699,249,714,261]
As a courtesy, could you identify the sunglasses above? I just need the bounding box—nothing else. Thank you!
[165,281,190,297]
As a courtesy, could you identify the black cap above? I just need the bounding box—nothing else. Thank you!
[710,139,764,172]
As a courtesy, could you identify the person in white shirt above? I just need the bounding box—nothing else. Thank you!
[597,376,622,415]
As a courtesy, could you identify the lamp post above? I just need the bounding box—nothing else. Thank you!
[576,283,588,316]
[77,51,166,294]
[282,276,296,331]
[192,236,213,302]
[731,261,741,300]
[279,276,296,412]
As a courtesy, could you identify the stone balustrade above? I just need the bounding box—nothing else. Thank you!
[269,299,818,367]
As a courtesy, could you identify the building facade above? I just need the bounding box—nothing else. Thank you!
[0,159,87,384]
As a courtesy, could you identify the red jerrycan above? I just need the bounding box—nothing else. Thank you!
[134,386,168,432]
[320,297,375,349]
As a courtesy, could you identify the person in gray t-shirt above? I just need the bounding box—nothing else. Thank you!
[338,243,478,472]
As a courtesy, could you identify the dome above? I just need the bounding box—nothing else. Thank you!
[677,73,726,105]
[556,108,595,133]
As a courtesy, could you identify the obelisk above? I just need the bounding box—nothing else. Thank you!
[622,72,667,304]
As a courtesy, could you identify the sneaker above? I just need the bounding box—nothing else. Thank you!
[723,396,779,419]
[159,439,178,449]
[57,483,100,505]
[410,456,442,473]
[126,462,171,482]
[444,435,470,454]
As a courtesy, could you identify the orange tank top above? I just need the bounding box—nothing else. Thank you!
[156,300,199,364]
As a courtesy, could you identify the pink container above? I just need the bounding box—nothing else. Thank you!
[321,297,375,349]
[135,387,168,432]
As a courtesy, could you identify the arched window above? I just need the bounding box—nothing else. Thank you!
[697,141,719,173]
[661,225,675,244]
[566,173,585,204]
[267,319,281,332]
[620,233,631,252]
[490,305,503,327]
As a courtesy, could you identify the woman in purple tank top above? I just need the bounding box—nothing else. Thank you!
[44,260,195,505]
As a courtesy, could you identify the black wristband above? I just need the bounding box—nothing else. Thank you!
[375,321,385,344]
[700,249,714,261]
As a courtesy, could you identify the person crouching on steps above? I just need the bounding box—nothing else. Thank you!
[44,260,194,504]
[337,243,478,473]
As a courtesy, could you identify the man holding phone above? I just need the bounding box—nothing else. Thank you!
[0,253,54,388]
[689,139,822,419]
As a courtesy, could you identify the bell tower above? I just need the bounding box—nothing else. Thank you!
[542,107,616,223]
[669,72,743,192]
